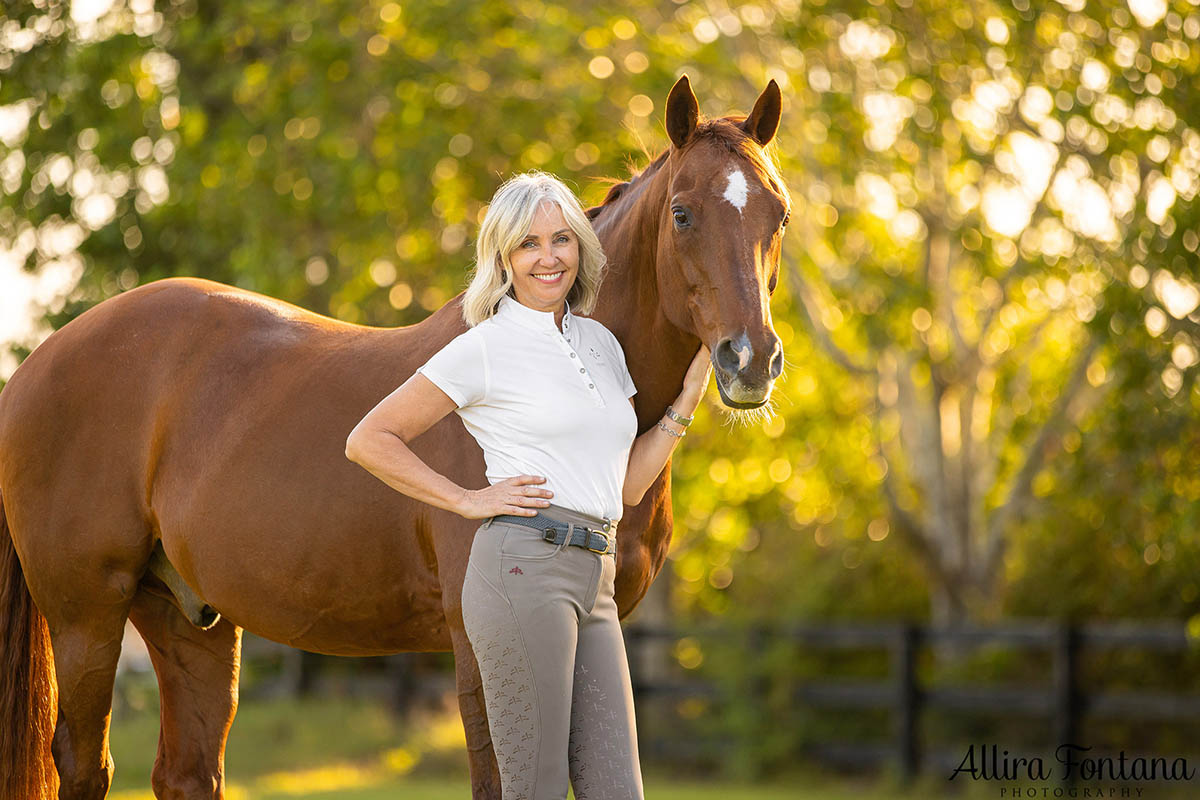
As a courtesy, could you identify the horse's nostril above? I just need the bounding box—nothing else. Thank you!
[714,337,742,374]
[770,348,784,379]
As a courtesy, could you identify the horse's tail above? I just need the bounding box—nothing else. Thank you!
[0,488,59,800]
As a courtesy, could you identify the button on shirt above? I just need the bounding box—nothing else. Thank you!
[416,294,638,521]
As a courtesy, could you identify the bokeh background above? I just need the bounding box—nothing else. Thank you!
[3,0,1200,797]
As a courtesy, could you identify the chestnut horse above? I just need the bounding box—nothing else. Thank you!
[0,75,789,799]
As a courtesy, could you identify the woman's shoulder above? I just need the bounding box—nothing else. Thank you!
[428,321,494,364]
[454,316,500,343]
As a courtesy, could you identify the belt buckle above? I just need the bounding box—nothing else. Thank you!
[587,529,611,554]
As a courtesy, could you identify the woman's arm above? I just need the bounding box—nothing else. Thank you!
[345,374,553,519]
[621,344,712,506]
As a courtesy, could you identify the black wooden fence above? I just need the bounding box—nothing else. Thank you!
[227,619,1200,779]
[624,620,1200,777]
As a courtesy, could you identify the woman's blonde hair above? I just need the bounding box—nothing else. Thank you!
[461,171,607,326]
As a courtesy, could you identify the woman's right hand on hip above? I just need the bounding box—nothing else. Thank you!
[457,475,553,519]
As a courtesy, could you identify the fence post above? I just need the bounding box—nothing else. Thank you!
[891,624,919,781]
[747,623,771,774]
[389,652,415,717]
[292,649,321,697]
[1053,621,1079,782]
[624,626,646,737]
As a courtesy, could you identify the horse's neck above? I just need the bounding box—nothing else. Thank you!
[592,159,698,423]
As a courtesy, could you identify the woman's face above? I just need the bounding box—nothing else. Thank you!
[507,200,579,313]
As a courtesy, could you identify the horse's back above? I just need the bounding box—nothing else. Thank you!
[0,277,324,478]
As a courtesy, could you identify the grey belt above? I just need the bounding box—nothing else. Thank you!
[489,510,617,555]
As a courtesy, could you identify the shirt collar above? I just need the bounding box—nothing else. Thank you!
[496,293,573,335]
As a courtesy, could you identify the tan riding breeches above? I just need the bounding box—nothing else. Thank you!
[461,503,644,800]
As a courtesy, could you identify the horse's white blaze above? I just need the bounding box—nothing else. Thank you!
[722,169,749,211]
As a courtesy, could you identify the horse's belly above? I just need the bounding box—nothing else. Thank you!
[199,564,452,656]
[230,603,453,656]
[158,507,454,656]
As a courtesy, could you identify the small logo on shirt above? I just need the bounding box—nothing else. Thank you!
[509,566,524,575]
[588,346,604,363]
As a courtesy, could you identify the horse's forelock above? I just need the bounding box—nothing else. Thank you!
[688,119,787,198]
[587,116,787,222]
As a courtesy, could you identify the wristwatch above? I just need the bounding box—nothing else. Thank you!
[664,405,693,427]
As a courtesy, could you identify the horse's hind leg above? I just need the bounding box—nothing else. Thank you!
[44,587,136,799]
[128,584,241,800]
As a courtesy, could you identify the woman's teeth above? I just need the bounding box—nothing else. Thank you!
[533,271,564,282]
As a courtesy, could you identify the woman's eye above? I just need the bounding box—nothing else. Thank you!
[555,235,569,244]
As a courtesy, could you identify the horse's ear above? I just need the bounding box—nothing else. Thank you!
[665,75,699,149]
[741,79,782,146]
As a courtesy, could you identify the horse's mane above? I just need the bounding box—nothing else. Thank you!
[584,116,785,222]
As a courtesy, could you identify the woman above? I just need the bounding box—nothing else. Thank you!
[345,171,711,799]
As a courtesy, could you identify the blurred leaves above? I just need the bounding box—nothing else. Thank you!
[1,0,1198,633]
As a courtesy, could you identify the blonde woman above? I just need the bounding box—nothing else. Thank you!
[347,171,711,799]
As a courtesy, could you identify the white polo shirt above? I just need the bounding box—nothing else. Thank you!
[416,294,638,521]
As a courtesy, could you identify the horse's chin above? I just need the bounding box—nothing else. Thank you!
[714,378,771,410]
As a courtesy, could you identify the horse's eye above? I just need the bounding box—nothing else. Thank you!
[672,207,691,229]
[781,209,791,228]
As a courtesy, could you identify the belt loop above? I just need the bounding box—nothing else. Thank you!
[483,516,493,529]
[554,522,573,555]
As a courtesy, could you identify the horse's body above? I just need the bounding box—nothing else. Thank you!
[0,77,788,799]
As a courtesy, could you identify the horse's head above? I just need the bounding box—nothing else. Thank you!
[656,75,789,410]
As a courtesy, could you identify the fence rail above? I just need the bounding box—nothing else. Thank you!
[213,619,1200,778]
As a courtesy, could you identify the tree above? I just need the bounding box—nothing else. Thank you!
[3,0,1198,631]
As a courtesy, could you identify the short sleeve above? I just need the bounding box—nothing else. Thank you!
[415,330,489,408]
[605,329,637,399]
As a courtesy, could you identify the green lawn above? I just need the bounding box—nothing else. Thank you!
[111,685,1190,800]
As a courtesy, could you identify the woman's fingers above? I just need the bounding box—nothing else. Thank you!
[478,476,552,517]
[509,478,552,498]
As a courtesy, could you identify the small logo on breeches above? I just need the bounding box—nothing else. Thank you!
[509,566,524,575]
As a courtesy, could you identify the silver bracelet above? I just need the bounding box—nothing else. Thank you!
[664,405,693,427]
[656,420,686,438]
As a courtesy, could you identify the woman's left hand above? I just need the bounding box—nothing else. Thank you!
[680,343,712,401]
